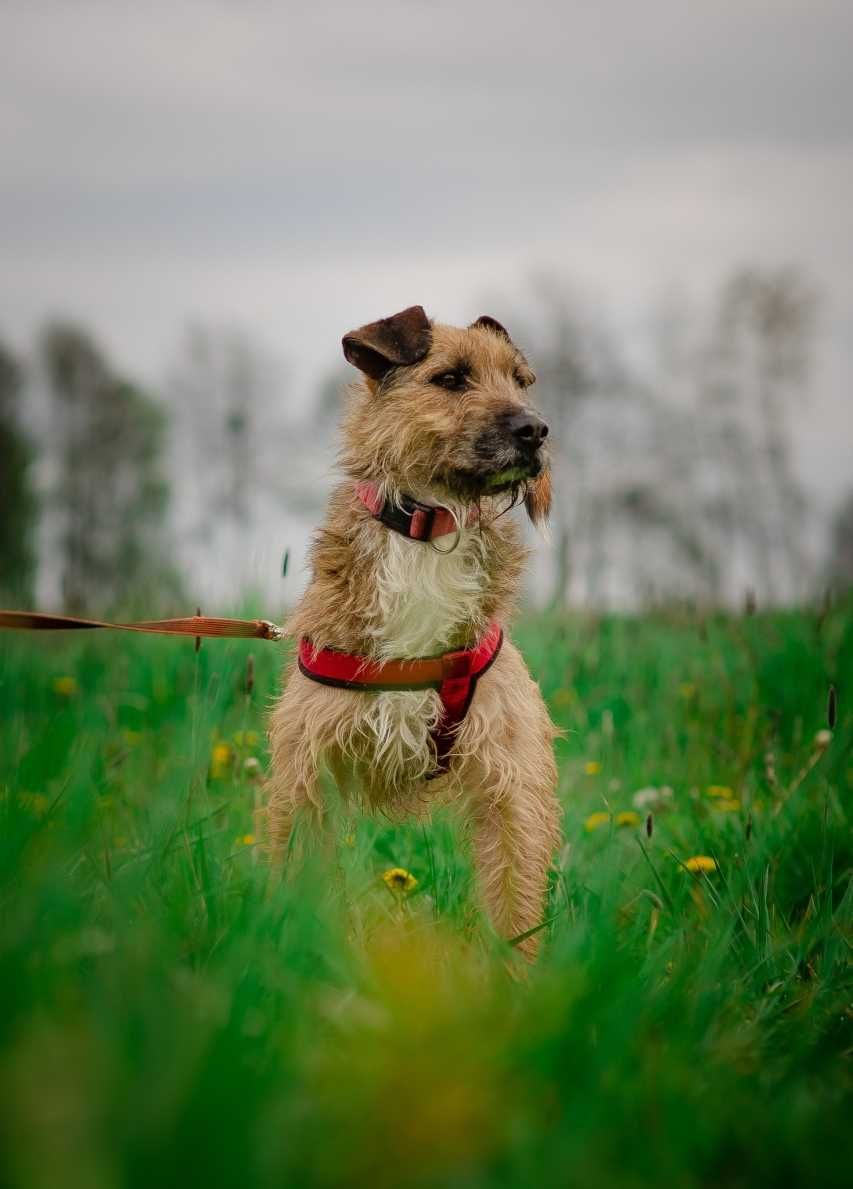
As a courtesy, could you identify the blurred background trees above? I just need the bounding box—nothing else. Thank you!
[517,266,825,608]
[168,324,266,589]
[166,323,316,603]
[0,341,36,602]
[828,492,853,593]
[0,265,847,614]
[37,323,179,615]
[702,268,817,603]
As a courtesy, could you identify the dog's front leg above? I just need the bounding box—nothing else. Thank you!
[262,768,325,866]
[262,697,327,866]
[466,742,561,961]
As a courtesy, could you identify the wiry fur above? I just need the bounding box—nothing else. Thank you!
[369,511,490,658]
[264,311,561,958]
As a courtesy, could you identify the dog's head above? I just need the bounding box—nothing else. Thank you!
[340,305,551,523]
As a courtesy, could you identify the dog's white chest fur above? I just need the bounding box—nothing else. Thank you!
[354,526,488,788]
[368,528,488,658]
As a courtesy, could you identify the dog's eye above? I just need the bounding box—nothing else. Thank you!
[513,370,530,389]
[431,370,468,392]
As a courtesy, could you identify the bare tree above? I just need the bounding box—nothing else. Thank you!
[703,268,817,602]
[40,323,177,614]
[826,490,853,595]
[500,268,816,609]
[0,340,36,601]
[520,279,623,605]
[516,277,719,607]
[168,324,305,600]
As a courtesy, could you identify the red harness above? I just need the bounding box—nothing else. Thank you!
[298,484,500,776]
[298,622,502,776]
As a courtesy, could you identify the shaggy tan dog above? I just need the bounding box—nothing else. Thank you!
[264,306,561,958]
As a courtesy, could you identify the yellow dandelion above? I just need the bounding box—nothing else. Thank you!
[706,785,734,800]
[615,810,640,828]
[236,833,255,847]
[382,867,418,894]
[210,742,232,778]
[584,761,602,776]
[584,811,610,832]
[53,675,78,697]
[233,730,260,748]
[683,855,718,874]
[714,798,741,813]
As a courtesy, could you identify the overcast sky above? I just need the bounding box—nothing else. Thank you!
[2,0,852,525]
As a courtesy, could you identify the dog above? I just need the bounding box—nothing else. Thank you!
[264,306,561,958]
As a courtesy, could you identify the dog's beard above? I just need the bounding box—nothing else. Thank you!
[481,461,542,492]
[440,454,544,502]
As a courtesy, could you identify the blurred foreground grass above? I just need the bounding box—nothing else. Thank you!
[0,606,851,1188]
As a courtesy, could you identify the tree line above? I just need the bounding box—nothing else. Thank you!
[1,267,850,614]
[501,267,851,606]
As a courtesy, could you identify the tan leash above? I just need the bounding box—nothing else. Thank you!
[0,610,285,642]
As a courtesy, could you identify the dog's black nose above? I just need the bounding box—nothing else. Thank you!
[508,410,549,449]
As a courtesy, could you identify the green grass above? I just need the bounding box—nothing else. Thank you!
[0,605,850,1188]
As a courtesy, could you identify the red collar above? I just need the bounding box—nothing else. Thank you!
[356,481,479,542]
[298,622,503,775]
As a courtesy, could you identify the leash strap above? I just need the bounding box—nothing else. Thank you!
[0,610,285,641]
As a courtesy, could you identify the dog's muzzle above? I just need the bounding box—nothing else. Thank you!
[505,409,549,453]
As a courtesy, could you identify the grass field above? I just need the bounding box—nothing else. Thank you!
[0,605,850,1188]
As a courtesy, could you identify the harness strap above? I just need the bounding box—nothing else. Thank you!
[298,622,503,775]
[0,610,284,641]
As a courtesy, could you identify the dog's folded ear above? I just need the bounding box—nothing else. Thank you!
[469,314,513,342]
[472,315,537,387]
[525,470,552,526]
[342,306,432,381]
